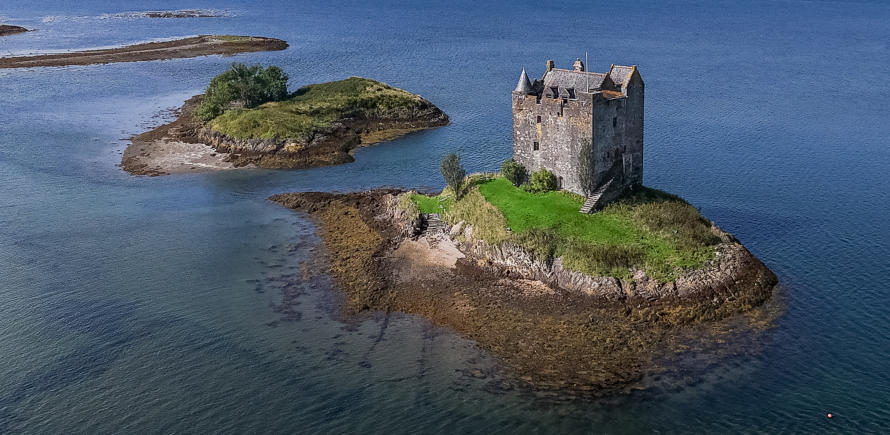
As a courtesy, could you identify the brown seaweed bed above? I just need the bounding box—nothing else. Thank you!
[270,189,782,395]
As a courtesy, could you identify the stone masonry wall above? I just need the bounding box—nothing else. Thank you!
[512,70,644,196]
[512,92,594,195]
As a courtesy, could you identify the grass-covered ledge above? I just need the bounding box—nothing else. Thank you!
[409,175,720,281]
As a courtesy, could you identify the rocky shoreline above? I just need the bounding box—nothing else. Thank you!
[270,189,779,394]
[122,94,449,175]
[0,35,287,69]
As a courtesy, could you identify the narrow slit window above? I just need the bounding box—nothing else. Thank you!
[536,115,541,123]
[613,117,617,128]
[533,141,539,151]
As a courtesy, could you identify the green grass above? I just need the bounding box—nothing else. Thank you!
[208,77,427,140]
[411,193,451,214]
[412,177,720,281]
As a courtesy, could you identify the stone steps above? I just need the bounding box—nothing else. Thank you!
[423,213,447,234]
[579,178,615,214]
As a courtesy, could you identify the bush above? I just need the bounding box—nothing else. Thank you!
[195,63,290,122]
[500,159,527,186]
[523,168,558,193]
[440,153,466,199]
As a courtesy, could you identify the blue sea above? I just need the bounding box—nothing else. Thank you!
[1,0,889,432]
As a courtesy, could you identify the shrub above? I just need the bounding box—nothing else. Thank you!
[523,168,558,193]
[440,153,466,199]
[195,63,290,121]
[500,159,527,186]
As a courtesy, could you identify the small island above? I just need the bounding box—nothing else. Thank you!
[123,64,449,175]
[0,35,287,69]
[270,60,778,393]
[120,9,225,19]
[0,25,29,37]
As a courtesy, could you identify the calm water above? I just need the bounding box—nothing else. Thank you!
[1,0,889,432]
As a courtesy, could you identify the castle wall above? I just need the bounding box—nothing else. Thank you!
[511,69,644,197]
[622,76,644,185]
[512,92,593,195]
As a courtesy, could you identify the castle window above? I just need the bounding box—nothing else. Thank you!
[613,117,617,128]
[536,116,541,124]
[533,141,539,151]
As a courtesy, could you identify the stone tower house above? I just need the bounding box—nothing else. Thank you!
[512,59,644,208]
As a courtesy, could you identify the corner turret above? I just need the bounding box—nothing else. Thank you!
[514,68,533,94]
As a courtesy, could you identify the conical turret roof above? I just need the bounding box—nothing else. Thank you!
[514,68,533,94]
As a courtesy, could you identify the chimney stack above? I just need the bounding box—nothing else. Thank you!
[546,59,555,72]
[573,58,585,72]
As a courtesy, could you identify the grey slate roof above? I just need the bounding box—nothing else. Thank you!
[542,68,607,93]
[607,65,635,86]
[514,68,533,93]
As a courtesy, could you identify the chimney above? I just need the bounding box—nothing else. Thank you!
[546,59,555,72]
[573,58,585,72]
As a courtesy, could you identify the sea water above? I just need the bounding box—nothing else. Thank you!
[1,0,889,432]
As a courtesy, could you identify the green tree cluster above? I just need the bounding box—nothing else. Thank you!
[500,159,527,186]
[195,63,290,121]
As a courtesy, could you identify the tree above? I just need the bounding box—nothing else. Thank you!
[501,159,527,186]
[440,153,466,199]
[576,140,594,196]
[194,63,290,121]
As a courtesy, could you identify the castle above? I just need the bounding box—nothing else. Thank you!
[512,59,644,211]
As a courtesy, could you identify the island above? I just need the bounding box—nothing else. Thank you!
[0,25,29,37]
[269,60,779,393]
[0,35,287,69]
[123,64,449,175]
[120,9,225,19]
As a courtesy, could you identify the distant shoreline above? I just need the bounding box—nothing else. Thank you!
[0,35,288,69]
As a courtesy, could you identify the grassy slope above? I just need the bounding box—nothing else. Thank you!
[208,77,427,140]
[411,177,719,281]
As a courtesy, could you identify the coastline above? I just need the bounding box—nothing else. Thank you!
[121,96,240,176]
[122,93,449,176]
[0,35,288,69]
[270,189,780,393]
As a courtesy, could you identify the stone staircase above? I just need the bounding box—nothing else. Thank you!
[579,178,615,214]
[423,213,447,234]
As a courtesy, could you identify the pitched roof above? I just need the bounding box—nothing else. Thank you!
[607,65,635,86]
[543,68,607,93]
[514,68,533,93]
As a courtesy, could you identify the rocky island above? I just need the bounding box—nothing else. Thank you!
[123,64,449,175]
[0,25,29,37]
[0,35,287,69]
[269,60,778,393]
[271,176,777,393]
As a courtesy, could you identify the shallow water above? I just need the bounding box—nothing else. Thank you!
[1,0,889,432]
